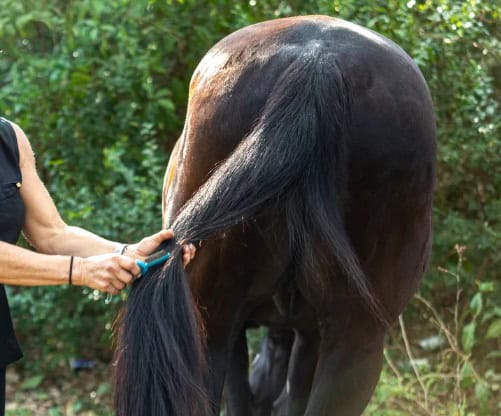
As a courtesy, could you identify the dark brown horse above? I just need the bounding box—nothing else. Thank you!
[114,15,436,416]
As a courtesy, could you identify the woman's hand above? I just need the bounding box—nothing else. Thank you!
[126,229,196,268]
[73,254,140,295]
[72,229,196,295]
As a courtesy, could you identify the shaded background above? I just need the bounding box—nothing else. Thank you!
[0,0,499,414]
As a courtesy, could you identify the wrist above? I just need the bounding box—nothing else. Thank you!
[70,256,84,286]
[114,244,129,255]
[68,256,75,285]
[123,243,141,260]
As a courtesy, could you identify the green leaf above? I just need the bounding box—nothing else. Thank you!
[469,292,482,315]
[48,407,63,416]
[475,381,490,406]
[71,400,84,412]
[486,319,501,339]
[97,381,111,396]
[478,281,494,292]
[158,98,175,112]
[460,362,475,388]
[20,374,44,390]
[461,322,476,352]
[485,350,501,360]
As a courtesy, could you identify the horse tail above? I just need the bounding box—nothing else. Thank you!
[114,46,386,415]
[113,243,208,415]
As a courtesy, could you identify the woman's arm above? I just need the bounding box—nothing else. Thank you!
[0,122,195,293]
[13,123,194,262]
[0,241,137,294]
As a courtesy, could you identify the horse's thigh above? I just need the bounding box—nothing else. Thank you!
[304,325,385,416]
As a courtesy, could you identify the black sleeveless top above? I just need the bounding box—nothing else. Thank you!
[0,117,25,367]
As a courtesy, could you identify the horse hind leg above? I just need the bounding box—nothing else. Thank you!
[266,328,319,416]
[276,328,319,416]
[304,316,385,416]
[253,335,317,416]
[248,327,295,415]
[226,329,253,416]
[250,282,319,415]
[226,327,295,416]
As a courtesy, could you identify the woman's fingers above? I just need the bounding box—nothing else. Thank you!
[102,282,120,295]
[117,255,141,281]
[126,230,196,269]
[182,243,196,267]
[80,254,141,294]
[130,229,175,258]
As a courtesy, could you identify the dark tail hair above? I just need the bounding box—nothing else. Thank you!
[114,47,386,415]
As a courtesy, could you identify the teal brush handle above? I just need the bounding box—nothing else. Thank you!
[136,251,172,275]
[105,251,172,304]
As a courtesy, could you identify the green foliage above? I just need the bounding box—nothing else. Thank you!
[0,0,499,413]
[367,247,499,415]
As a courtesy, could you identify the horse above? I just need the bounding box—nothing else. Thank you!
[113,15,436,416]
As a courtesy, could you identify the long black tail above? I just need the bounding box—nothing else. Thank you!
[114,47,385,415]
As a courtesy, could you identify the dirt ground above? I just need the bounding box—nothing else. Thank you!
[5,363,113,415]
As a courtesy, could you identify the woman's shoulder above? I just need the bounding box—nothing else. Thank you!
[0,117,19,158]
[0,118,35,167]
[0,118,22,138]
[0,117,15,135]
